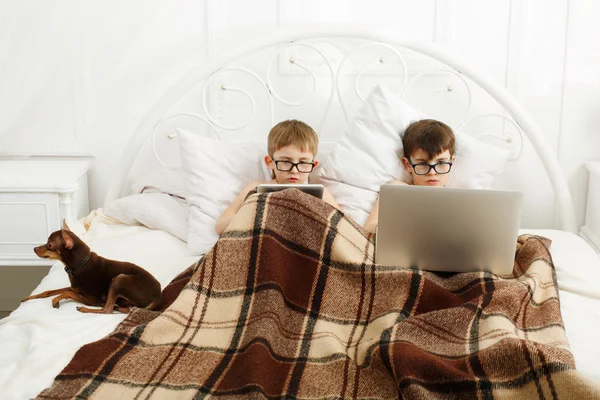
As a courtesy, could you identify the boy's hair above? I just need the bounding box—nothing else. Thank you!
[268,120,318,157]
[402,119,455,159]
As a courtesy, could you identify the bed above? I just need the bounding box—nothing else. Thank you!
[1,28,599,399]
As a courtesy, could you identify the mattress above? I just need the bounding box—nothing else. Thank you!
[0,217,598,399]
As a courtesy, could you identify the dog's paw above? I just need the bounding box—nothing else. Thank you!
[52,300,61,309]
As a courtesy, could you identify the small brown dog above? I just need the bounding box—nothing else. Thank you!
[22,221,162,314]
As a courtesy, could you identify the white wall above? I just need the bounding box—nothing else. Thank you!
[1,0,598,229]
[559,0,600,230]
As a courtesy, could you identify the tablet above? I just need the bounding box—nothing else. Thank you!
[256,184,325,199]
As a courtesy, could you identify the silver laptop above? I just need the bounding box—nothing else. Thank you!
[375,185,523,275]
[257,184,325,199]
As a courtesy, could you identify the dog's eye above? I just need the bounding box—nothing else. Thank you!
[47,243,52,249]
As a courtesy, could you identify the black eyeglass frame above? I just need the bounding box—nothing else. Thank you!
[273,159,316,173]
[408,159,453,176]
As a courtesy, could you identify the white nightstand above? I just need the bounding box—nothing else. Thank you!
[580,162,600,253]
[0,159,92,266]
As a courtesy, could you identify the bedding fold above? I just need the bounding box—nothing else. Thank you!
[37,189,600,399]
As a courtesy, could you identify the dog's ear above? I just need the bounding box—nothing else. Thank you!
[61,230,74,250]
[62,219,71,231]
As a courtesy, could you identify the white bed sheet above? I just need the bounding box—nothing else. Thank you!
[521,229,600,384]
[0,224,598,399]
[0,212,199,400]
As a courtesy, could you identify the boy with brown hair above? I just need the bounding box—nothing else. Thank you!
[364,119,456,233]
[215,119,339,234]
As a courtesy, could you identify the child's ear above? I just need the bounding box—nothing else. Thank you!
[451,155,456,163]
[264,155,275,170]
[61,230,74,250]
[313,160,319,168]
[402,157,412,172]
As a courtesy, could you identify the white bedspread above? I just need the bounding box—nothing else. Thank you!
[0,222,598,399]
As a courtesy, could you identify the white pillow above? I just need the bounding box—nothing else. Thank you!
[315,85,511,226]
[130,168,189,199]
[446,133,510,189]
[178,128,272,255]
[313,176,378,225]
[104,192,189,241]
[318,86,425,191]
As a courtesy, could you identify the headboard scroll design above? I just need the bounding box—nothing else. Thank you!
[336,42,408,121]
[107,28,576,232]
[202,67,272,131]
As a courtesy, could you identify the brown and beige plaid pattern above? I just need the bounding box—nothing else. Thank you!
[38,189,600,399]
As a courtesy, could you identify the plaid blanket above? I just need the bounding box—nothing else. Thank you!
[38,189,600,399]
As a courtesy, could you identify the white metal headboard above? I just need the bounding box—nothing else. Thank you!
[104,28,576,233]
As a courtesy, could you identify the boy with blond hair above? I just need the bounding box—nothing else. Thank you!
[364,119,456,233]
[215,119,339,234]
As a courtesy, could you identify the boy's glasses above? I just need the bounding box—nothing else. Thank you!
[409,160,453,175]
[273,160,315,173]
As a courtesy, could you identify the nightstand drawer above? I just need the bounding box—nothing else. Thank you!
[0,193,60,266]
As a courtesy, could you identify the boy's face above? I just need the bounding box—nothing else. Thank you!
[265,145,318,184]
[402,149,455,187]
